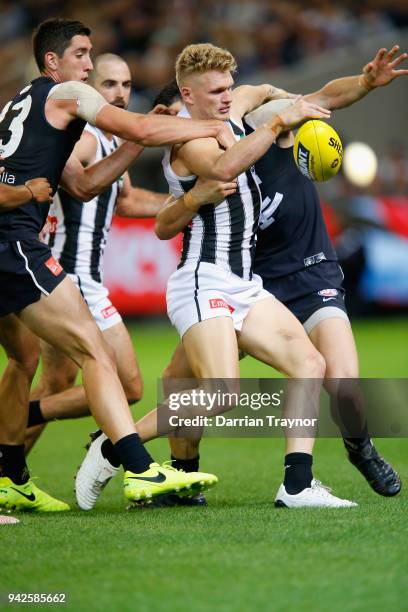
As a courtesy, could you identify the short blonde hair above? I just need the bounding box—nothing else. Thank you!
[176,43,237,85]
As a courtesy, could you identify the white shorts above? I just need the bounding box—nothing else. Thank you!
[68,273,122,332]
[167,262,273,338]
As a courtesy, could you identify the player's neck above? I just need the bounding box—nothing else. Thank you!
[41,69,62,84]
[185,104,206,121]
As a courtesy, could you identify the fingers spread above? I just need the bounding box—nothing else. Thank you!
[377,48,387,62]
[391,53,408,68]
[386,45,400,61]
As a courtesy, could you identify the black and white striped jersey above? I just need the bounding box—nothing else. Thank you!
[49,125,123,282]
[162,106,262,280]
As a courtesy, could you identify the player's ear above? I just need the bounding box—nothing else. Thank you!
[180,85,193,105]
[44,51,59,72]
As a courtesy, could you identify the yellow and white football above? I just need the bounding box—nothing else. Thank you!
[293,120,343,182]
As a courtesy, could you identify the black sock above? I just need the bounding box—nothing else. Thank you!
[0,444,30,484]
[343,423,370,453]
[113,433,153,473]
[27,400,46,428]
[101,437,121,468]
[284,452,313,494]
[171,454,200,472]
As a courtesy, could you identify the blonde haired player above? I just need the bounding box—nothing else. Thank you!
[76,45,407,509]
[159,45,407,502]
[78,43,360,508]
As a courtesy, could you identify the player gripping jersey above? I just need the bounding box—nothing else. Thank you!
[163,106,271,338]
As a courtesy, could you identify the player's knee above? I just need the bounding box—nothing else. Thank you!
[9,349,39,382]
[325,363,358,379]
[203,378,240,413]
[123,375,143,405]
[301,349,326,379]
[24,352,40,381]
[74,325,117,371]
[324,375,359,399]
[35,372,70,396]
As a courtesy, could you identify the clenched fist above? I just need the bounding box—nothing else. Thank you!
[25,178,53,204]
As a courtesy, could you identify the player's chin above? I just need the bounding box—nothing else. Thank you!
[217,109,231,120]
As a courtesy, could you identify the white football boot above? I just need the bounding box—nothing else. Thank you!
[75,431,120,510]
[275,479,357,508]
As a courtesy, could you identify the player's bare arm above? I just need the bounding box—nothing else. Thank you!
[0,178,52,210]
[305,45,408,110]
[44,83,232,149]
[176,99,331,181]
[231,84,297,118]
[59,133,144,201]
[155,178,238,240]
[115,173,167,217]
[245,45,407,144]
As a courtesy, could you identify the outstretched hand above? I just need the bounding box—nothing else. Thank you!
[363,45,408,88]
[277,97,331,130]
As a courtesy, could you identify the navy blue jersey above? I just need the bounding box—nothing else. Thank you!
[0,77,85,241]
[244,122,338,282]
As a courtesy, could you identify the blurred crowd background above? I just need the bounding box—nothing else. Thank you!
[1,0,407,101]
[0,0,407,315]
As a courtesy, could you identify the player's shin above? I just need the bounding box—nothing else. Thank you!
[282,377,321,494]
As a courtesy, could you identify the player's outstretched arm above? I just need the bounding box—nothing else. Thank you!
[46,81,233,149]
[304,45,408,110]
[155,178,238,240]
[0,178,52,210]
[232,84,297,118]
[95,104,233,148]
[115,174,168,217]
[179,99,330,181]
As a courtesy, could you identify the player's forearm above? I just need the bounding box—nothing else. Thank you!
[306,75,371,110]
[96,106,223,147]
[116,188,167,218]
[208,120,283,181]
[234,84,290,116]
[80,142,144,200]
[135,115,224,147]
[233,84,271,115]
[0,184,32,209]
[155,195,197,240]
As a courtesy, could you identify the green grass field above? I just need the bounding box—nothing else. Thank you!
[1,318,408,611]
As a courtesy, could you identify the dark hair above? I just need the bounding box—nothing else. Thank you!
[32,18,91,72]
[152,78,180,108]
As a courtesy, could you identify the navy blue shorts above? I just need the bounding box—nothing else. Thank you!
[0,239,66,317]
[262,261,348,325]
